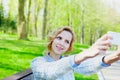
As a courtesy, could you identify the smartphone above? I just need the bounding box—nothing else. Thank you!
[107,31,120,45]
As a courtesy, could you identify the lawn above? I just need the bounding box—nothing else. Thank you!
[0,34,98,80]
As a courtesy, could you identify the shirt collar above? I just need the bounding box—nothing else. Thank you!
[43,53,63,62]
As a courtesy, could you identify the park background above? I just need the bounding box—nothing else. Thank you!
[0,0,120,80]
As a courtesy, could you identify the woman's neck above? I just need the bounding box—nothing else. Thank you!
[49,52,61,61]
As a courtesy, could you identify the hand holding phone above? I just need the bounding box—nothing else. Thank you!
[107,31,120,45]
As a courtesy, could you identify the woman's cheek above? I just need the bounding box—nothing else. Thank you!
[66,44,70,51]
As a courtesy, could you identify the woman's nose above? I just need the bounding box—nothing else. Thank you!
[59,40,65,45]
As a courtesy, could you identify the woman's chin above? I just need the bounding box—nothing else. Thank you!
[55,51,63,55]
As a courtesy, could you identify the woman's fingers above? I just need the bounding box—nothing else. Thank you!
[116,46,120,56]
[86,34,113,58]
[99,34,112,41]
[99,39,112,47]
[98,45,109,50]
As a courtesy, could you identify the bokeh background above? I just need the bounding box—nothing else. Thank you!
[0,0,120,80]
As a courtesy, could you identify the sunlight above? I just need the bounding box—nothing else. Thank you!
[102,0,120,13]
[2,0,9,17]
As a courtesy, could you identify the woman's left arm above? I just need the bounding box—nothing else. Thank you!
[73,55,110,75]
[72,34,113,75]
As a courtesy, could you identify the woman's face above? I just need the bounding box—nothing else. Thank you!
[52,30,72,55]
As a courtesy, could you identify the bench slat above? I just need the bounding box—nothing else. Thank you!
[3,68,33,80]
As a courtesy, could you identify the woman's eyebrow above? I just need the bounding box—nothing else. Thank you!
[56,35,62,38]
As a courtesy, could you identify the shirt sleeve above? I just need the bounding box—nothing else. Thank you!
[73,55,111,75]
[69,55,79,68]
[31,56,74,80]
[101,56,111,67]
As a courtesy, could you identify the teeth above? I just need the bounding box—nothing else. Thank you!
[56,45,63,50]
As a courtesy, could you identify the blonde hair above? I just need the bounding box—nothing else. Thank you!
[47,26,75,53]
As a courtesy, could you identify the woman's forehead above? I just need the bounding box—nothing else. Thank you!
[57,31,72,40]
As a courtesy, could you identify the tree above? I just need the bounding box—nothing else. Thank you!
[80,3,85,44]
[33,0,42,37]
[42,0,48,39]
[17,0,28,40]
[26,0,31,37]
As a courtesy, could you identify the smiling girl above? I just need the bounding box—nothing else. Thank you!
[31,27,120,80]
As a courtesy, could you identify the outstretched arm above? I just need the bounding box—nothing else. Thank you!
[72,34,114,75]
[74,34,112,64]
[73,34,120,75]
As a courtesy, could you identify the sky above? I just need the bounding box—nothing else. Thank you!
[2,0,9,17]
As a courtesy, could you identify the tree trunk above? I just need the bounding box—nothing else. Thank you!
[17,0,28,40]
[34,5,39,37]
[89,28,93,45]
[80,4,85,44]
[67,4,72,27]
[34,1,38,37]
[42,0,48,39]
[33,0,42,37]
[27,0,31,37]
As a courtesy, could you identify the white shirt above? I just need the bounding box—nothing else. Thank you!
[31,55,110,80]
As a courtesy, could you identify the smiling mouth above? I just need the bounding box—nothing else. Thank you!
[56,45,64,50]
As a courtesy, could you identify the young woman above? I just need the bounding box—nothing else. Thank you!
[31,27,120,80]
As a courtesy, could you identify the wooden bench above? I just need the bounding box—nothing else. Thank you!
[3,68,33,80]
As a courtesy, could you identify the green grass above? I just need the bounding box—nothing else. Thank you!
[75,73,98,80]
[0,34,98,80]
[0,39,45,79]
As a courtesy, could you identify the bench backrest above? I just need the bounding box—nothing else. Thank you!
[3,68,33,80]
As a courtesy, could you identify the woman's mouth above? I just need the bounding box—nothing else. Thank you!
[56,45,64,51]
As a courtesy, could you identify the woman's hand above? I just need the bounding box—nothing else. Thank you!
[84,34,112,58]
[74,34,112,64]
[103,46,120,65]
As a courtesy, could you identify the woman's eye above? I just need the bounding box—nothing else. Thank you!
[65,40,69,44]
[56,36,62,40]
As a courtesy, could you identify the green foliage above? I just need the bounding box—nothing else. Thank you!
[74,43,89,48]
[0,4,4,26]
[0,17,17,34]
[0,4,17,34]
[2,17,16,29]
[1,0,120,43]
[67,43,89,55]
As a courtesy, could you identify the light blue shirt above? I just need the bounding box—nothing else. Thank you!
[31,54,110,80]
